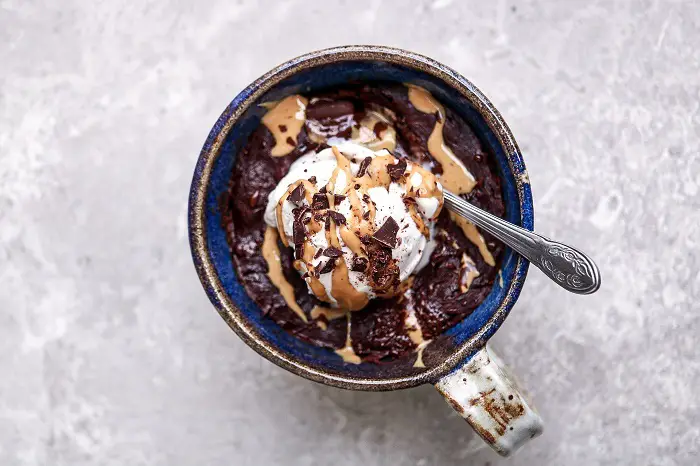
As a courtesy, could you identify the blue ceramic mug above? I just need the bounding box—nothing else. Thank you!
[189,45,543,457]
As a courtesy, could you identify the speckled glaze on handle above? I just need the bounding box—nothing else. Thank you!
[443,190,601,294]
[435,345,543,457]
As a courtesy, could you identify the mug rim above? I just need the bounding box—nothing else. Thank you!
[188,45,533,391]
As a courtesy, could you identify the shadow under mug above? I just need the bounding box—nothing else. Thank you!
[188,45,542,457]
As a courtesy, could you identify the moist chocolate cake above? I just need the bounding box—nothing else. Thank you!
[221,83,505,365]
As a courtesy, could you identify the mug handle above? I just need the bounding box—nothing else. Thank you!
[434,344,543,457]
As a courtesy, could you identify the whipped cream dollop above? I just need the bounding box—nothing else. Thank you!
[264,142,443,310]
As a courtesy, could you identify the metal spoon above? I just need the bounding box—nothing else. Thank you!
[443,190,601,294]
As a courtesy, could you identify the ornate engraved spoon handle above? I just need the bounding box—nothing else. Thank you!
[443,190,601,294]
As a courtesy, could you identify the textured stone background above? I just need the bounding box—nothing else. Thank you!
[2,0,699,464]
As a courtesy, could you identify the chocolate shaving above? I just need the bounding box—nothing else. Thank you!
[373,122,388,137]
[314,211,328,222]
[292,205,310,221]
[323,246,342,258]
[319,185,328,194]
[366,244,400,292]
[286,136,296,147]
[350,256,368,272]
[357,157,372,177]
[362,211,370,220]
[362,194,370,203]
[387,158,407,181]
[292,218,306,245]
[328,210,346,225]
[314,248,324,259]
[334,194,346,203]
[288,183,305,204]
[354,183,361,190]
[325,216,331,231]
[308,176,317,184]
[278,124,287,133]
[360,234,372,245]
[312,193,329,210]
[294,242,304,260]
[403,196,416,207]
[372,217,399,248]
[318,258,336,274]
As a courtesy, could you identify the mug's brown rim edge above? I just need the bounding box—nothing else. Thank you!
[188,45,531,391]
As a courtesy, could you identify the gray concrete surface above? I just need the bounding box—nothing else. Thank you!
[2,0,699,464]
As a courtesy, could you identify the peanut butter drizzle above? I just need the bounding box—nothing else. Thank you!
[406,84,494,266]
[452,215,496,266]
[460,252,481,293]
[310,305,347,330]
[261,227,307,322]
[335,312,361,364]
[262,95,308,157]
[352,110,397,152]
[404,306,430,369]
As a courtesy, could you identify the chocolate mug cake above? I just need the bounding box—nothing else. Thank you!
[221,82,505,366]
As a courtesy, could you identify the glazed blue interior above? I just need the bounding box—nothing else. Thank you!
[202,61,528,379]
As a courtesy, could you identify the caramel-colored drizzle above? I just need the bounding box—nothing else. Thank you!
[406,84,495,267]
[262,95,308,157]
[310,305,347,330]
[404,306,430,369]
[261,227,307,322]
[335,313,361,364]
[460,253,481,293]
[352,110,397,152]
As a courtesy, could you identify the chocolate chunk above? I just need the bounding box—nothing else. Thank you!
[294,241,304,260]
[278,124,287,133]
[372,217,399,248]
[312,193,329,210]
[366,244,400,292]
[334,194,346,203]
[292,205,310,221]
[328,210,346,225]
[362,211,370,220]
[286,136,295,146]
[362,194,370,203]
[288,183,305,204]
[357,157,372,177]
[403,196,416,207]
[373,122,388,137]
[350,256,368,272]
[314,248,324,259]
[319,185,327,194]
[387,158,407,181]
[325,216,331,231]
[323,246,342,258]
[318,258,336,274]
[292,218,306,245]
[313,211,328,222]
[306,100,354,120]
[308,176,317,184]
[354,183,361,190]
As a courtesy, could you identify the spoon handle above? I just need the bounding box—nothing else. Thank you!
[443,190,601,295]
